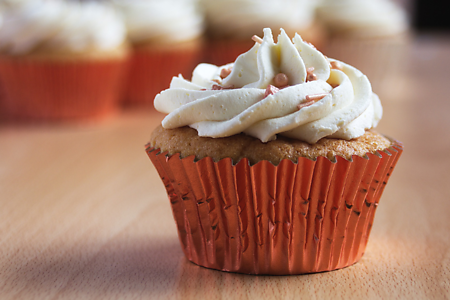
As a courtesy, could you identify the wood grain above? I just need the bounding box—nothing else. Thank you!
[1,34,450,299]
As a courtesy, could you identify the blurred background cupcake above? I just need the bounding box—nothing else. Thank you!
[0,6,4,122]
[0,0,129,122]
[113,0,204,108]
[316,0,410,98]
[200,0,324,66]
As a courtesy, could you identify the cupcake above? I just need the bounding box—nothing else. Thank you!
[316,0,410,96]
[146,28,403,275]
[0,7,4,120]
[113,0,204,107]
[0,0,129,122]
[200,0,325,66]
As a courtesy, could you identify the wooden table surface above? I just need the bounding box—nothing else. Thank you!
[1,34,450,300]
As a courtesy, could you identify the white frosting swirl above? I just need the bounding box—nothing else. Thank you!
[112,0,203,44]
[154,28,382,144]
[0,0,126,55]
[201,0,316,38]
[317,0,408,38]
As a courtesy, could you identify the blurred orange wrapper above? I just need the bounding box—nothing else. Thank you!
[122,41,202,107]
[0,57,128,122]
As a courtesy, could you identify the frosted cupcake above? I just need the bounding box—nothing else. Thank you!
[0,0,129,122]
[146,28,403,275]
[113,0,204,107]
[316,0,410,96]
[200,0,324,66]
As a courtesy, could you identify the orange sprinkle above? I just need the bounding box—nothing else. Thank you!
[252,35,263,44]
[306,93,328,101]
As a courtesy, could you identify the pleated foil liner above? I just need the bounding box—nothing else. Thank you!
[0,57,127,122]
[146,139,403,275]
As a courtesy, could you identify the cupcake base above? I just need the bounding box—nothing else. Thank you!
[146,138,403,275]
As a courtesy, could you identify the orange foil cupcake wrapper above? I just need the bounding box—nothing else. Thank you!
[0,58,127,122]
[146,139,403,275]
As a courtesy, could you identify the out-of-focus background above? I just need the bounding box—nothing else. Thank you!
[1,1,450,299]
[0,0,447,120]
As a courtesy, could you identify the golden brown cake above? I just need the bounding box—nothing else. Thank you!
[150,125,392,164]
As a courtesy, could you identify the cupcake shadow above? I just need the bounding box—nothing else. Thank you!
[4,236,184,297]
